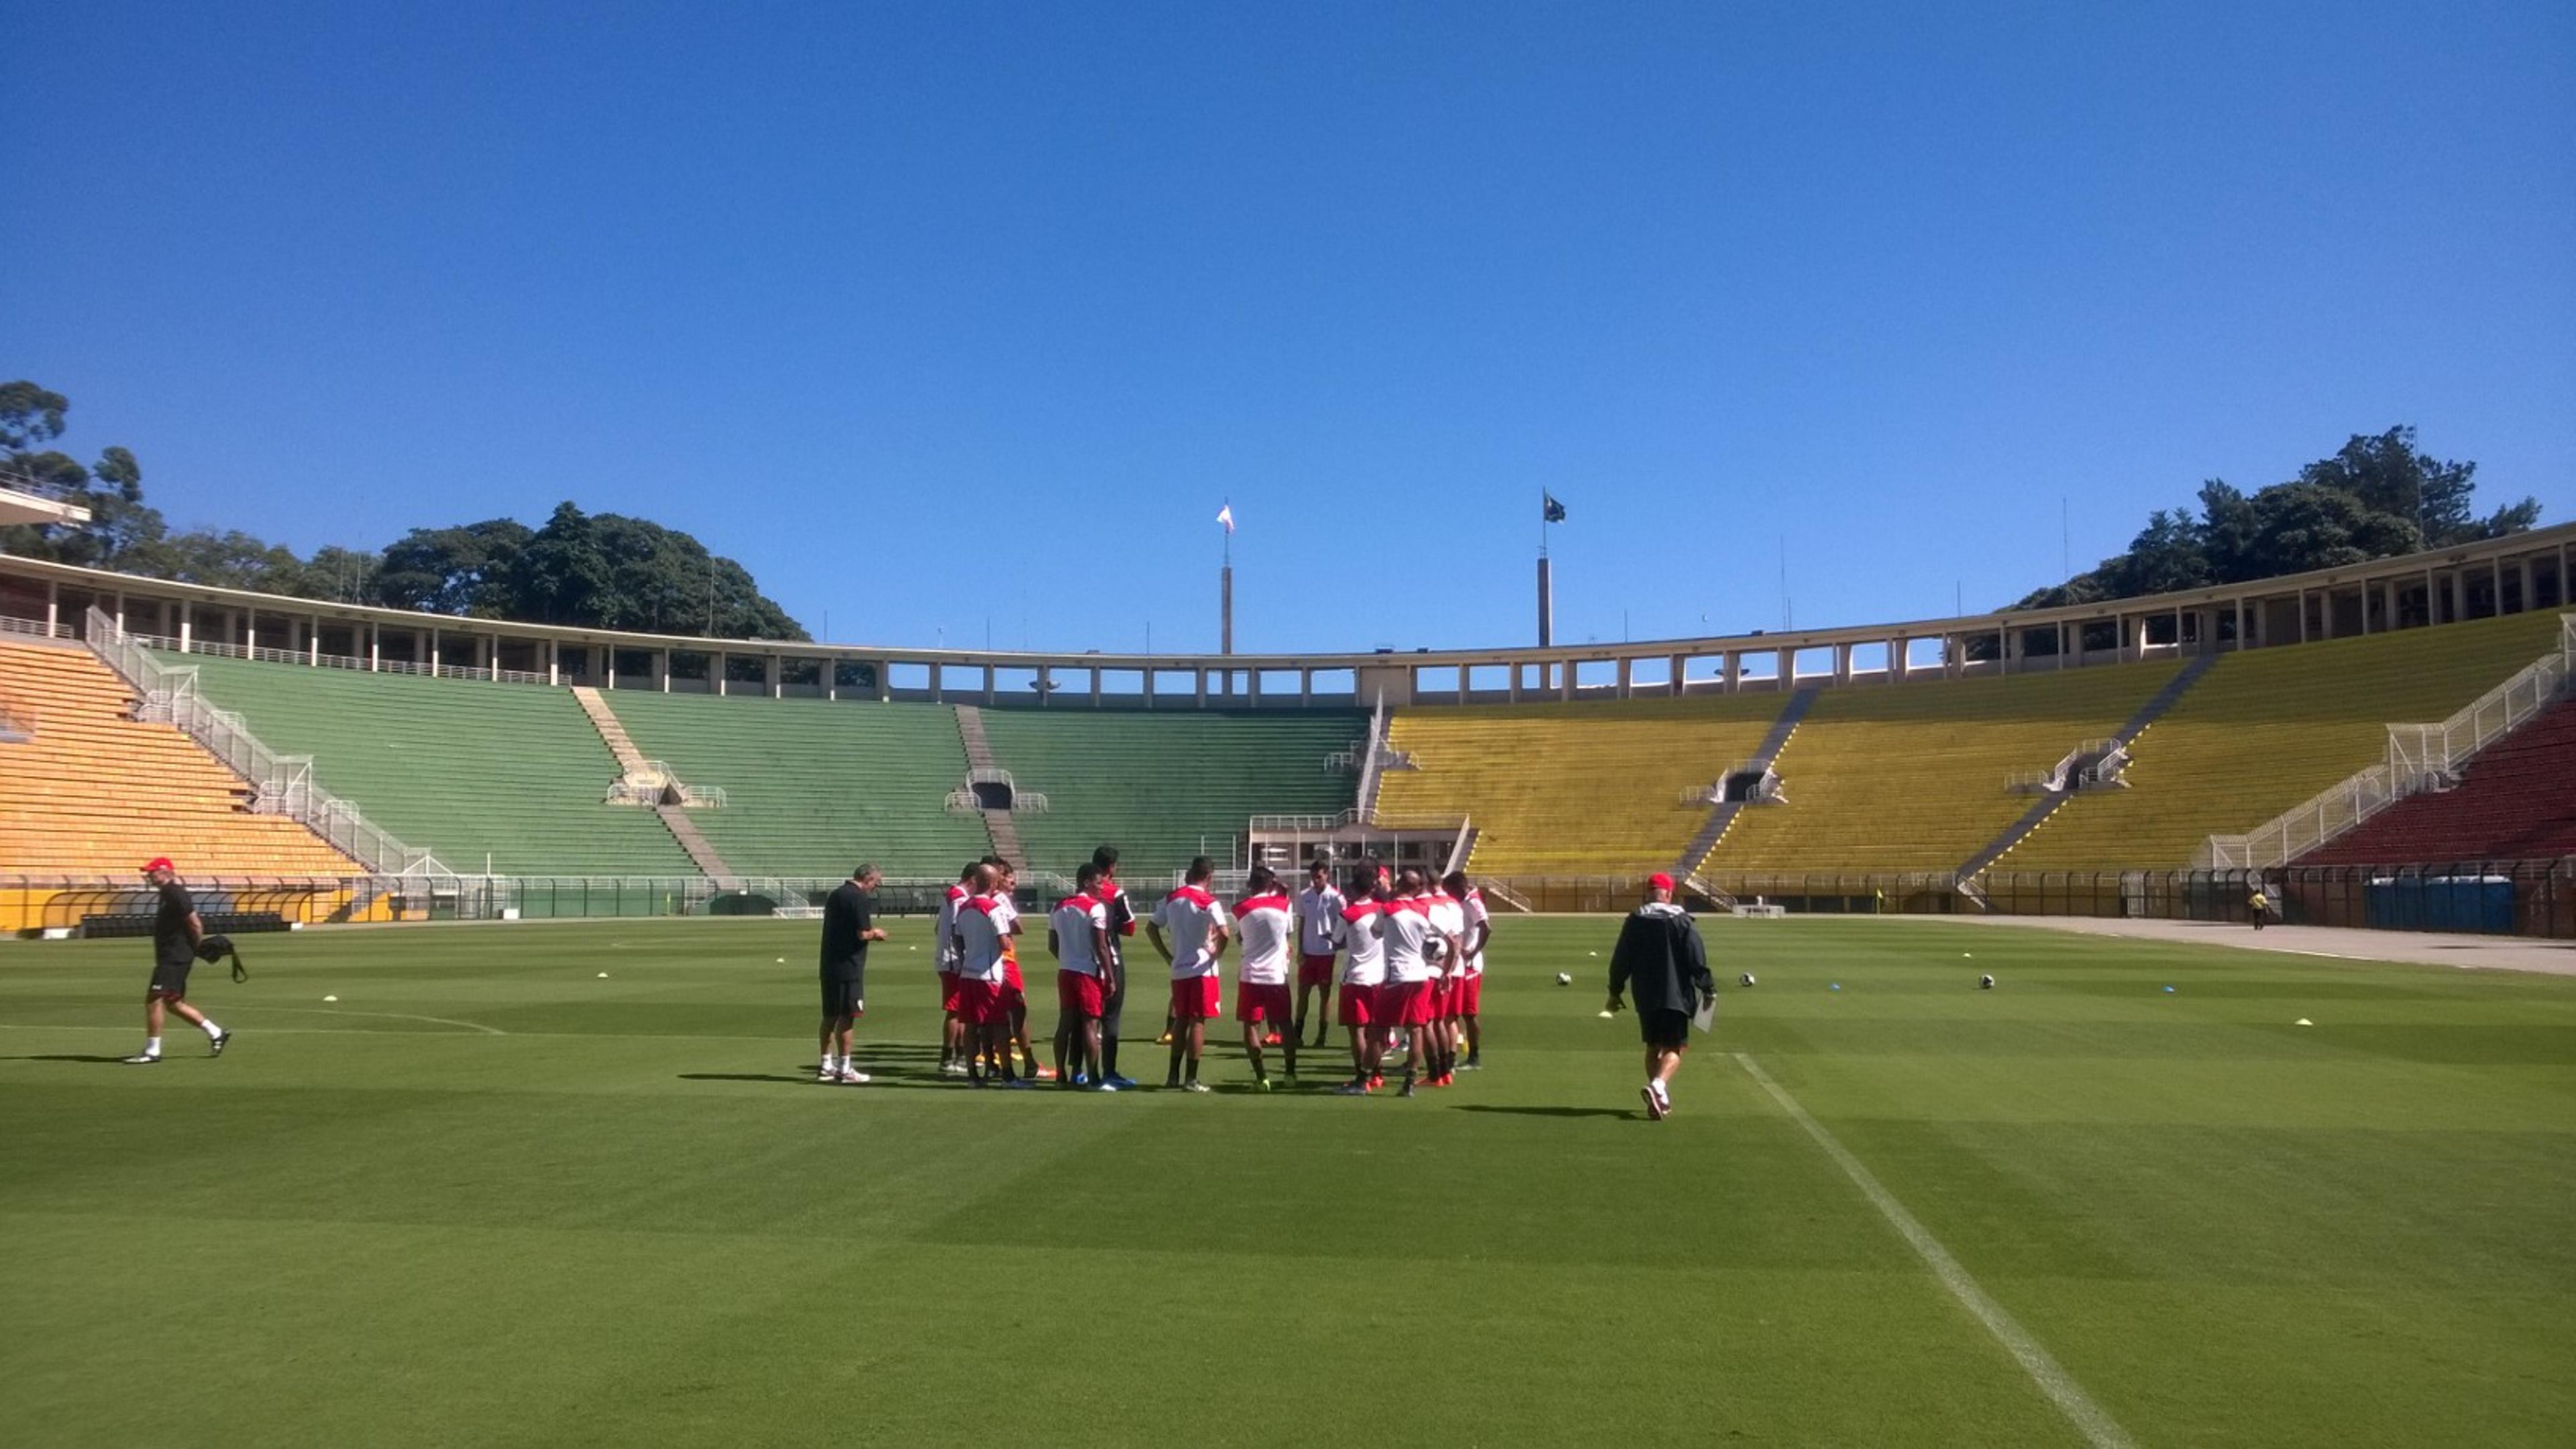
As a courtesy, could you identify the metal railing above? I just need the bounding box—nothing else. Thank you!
[135,635,554,686]
[2203,615,2575,869]
[83,606,455,881]
[0,612,72,640]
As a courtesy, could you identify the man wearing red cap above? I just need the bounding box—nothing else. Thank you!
[127,859,230,1064]
[1605,872,1710,1120]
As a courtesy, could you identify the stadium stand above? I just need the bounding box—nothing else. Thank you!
[0,639,359,875]
[978,708,1362,879]
[1999,610,2571,870]
[595,690,992,878]
[160,652,698,876]
[1704,661,2187,874]
[1377,696,1787,875]
[2296,697,2576,865]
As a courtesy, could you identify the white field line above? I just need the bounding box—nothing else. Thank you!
[239,1006,506,1035]
[1733,1052,2136,1449]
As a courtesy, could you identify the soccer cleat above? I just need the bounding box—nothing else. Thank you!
[1105,1073,1138,1090]
[123,1053,160,1065]
[1263,1031,1283,1046]
[1332,1080,1368,1095]
[940,1061,970,1077]
[1459,1059,1482,1071]
[1398,1080,1417,1098]
[837,1066,871,1084]
[1252,1077,1272,1093]
[1002,1077,1036,1091]
[1034,1065,1058,1081]
[817,1065,840,1083]
[1366,1074,1384,1091]
[1642,1082,1671,1121]
[1094,1081,1121,1092]
[209,1030,231,1057]
[1183,1081,1212,1093]
[1155,1032,1174,1046]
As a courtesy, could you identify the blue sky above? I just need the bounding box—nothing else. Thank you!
[10,1,2572,653]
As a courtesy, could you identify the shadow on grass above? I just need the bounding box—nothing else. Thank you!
[5,1053,143,1065]
[1450,1104,1636,1120]
[675,1069,1034,1092]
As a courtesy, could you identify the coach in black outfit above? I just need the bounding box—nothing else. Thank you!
[817,865,886,1084]
[1606,871,1712,1121]
[125,857,231,1064]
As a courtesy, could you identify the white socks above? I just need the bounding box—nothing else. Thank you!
[201,1019,223,1039]
[144,1036,164,1057]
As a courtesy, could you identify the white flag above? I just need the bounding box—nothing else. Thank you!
[1216,504,1235,533]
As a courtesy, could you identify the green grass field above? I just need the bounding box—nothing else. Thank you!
[5,916,2572,1447]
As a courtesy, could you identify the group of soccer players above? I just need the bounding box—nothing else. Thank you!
[928,845,1489,1097]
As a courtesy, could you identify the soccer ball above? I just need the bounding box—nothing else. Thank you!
[1554,971,1572,985]
[1978,974,1995,989]
[1739,972,1756,987]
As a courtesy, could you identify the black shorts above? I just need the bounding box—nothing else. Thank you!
[148,961,193,1000]
[1640,1008,1691,1051]
[820,973,865,1019]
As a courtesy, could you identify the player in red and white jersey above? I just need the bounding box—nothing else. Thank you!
[1424,877,1468,1086]
[1047,861,1116,1091]
[1292,859,1344,1049]
[1373,866,1439,1097]
[1232,867,1297,1088]
[948,864,1020,1087]
[1328,867,1389,1093]
[1446,870,1491,1070]
[989,859,1053,1081]
[1148,855,1232,1092]
[935,862,977,1075]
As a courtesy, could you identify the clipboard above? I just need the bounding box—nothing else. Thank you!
[1691,994,1716,1034]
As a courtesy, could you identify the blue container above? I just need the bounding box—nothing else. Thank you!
[2363,875,2514,934]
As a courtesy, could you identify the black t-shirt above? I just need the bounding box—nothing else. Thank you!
[154,881,198,967]
[820,881,872,975]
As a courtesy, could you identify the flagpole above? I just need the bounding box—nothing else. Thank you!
[1219,497,1234,658]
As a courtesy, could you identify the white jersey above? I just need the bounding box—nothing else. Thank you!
[1334,899,1386,987]
[989,892,1021,940]
[1459,888,1490,975]
[1234,893,1293,985]
[1426,892,1466,978]
[1295,883,1344,957]
[1050,894,1108,977]
[935,883,969,971]
[953,894,1011,983]
[1152,885,1231,979]
[1377,898,1434,984]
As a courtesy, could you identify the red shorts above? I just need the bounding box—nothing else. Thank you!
[1428,976,1454,1018]
[939,971,964,1014]
[1003,957,1024,991]
[1382,979,1435,1027]
[1297,953,1337,989]
[1169,975,1221,1021]
[1235,981,1293,1024]
[954,977,1005,1026]
[1454,974,1482,1016]
[1338,981,1378,1026]
[1057,971,1104,1018]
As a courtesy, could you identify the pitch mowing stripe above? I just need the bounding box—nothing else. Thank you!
[1733,1052,2137,1449]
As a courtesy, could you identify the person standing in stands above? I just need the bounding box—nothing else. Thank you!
[1293,858,1344,1049]
[1092,845,1140,1089]
[125,858,229,1064]
[816,864,885,1083]
[1605,873,1714,1122]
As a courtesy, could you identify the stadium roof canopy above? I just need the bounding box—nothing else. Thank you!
[0,484,89,528]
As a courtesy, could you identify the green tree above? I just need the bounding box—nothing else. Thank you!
[376,519,534,616]
[2010,427,2536,610]
[0,381,168,568]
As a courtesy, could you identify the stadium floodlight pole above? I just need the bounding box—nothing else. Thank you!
[1218,499,1235,657]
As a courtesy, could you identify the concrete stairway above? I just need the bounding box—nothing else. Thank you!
[571,686,652,773]
[1955,653,2219,881]
[1670,688,1817,877]
[953,704,1022,864]
[574,686,736,879]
